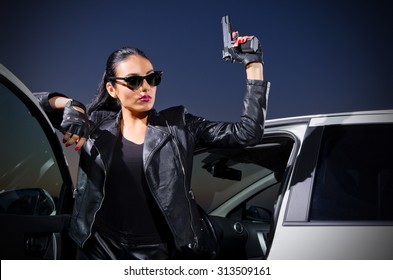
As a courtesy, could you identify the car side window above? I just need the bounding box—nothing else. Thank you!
[0,83,63,215]
[192,148,273,213]
[310,124,393,221]
[192,137,294,215]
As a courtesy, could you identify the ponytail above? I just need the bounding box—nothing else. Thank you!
[87,71,120,115]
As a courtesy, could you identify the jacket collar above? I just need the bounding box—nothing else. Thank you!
[143,109,172,167]
[89,109,172,169]
[88,112,121,170]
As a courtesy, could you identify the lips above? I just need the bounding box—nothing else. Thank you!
[140,95,152,102]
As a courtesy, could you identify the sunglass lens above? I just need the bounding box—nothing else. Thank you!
[146,72,162,87]
[123,72,162,89]
[125,76,144,89]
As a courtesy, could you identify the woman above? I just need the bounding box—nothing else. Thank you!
[34,36,270,259]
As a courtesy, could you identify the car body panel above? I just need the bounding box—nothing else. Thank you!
[197,111,393,260]
[267,113,393,259]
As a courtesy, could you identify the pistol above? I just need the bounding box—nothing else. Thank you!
[221,15,260,62]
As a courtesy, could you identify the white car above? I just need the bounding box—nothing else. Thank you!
[1,64,392,259]
[192,109,393,259]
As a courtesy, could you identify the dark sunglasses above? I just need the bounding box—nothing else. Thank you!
[109,71,163,90]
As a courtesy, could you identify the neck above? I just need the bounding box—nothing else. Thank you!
[121,109,148,126]
[120,110,149,144]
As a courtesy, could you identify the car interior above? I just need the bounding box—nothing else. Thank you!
[192,134,295,259]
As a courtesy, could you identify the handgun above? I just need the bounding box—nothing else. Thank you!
[221,15,260,62]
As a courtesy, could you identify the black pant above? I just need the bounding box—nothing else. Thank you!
[77,230,171,260]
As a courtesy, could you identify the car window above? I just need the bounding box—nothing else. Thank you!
[192,149,273,213]
[310,124,393,221]
[244,182,280,220]
[0,83,63,215]
[192,137,294,214]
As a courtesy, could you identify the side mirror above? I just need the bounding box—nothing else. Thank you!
[246,206,272,222]
[203,158,242,181]
[0,188,56,215]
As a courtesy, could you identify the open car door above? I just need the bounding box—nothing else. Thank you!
[0,65,75,259]
[192,134,296,259]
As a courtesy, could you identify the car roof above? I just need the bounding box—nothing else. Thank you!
[265,109,393,128]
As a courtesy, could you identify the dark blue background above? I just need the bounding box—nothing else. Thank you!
[1,0,392,120]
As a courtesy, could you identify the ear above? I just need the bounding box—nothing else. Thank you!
[106,82,117,98]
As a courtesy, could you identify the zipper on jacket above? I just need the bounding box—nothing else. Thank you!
[72,187,77,198]
[81,140,108,248]
[166,121,199,249]
[141,129,190,250]
[79,113,120,247]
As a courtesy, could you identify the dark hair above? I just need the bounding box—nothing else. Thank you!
[87,47,150,114]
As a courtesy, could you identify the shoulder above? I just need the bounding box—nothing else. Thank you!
[89,110,120,135]
[149,106,188,126]
[89,109,119,123]
[158,105,187,116]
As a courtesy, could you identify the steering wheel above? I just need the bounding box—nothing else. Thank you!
[197,205,220,259]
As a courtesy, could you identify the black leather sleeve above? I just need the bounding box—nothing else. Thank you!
[33,91,68,129]
[186,80,270,148]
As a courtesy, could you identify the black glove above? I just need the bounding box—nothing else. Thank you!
[60,100,89,139]
[228,36,263,67]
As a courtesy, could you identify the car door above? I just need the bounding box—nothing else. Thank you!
[269,113,393,259]
[0,65,75,259]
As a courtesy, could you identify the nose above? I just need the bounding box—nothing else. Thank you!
[140,78,151,92]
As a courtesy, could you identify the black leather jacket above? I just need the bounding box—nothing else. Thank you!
[35,79,270,254]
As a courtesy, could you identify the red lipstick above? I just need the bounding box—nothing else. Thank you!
[140,95,152,102]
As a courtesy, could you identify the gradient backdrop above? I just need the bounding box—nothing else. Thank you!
[1,0,392,121]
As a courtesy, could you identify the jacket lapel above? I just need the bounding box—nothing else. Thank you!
[89,109,172,171]
[89,113,121,171]
[143,124,171,168]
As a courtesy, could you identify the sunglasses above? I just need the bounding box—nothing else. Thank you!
[109,71,163,90]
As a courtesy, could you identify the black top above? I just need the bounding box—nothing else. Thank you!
[96,135,166,245]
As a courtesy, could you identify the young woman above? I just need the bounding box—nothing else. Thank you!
[34,36,270,259]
